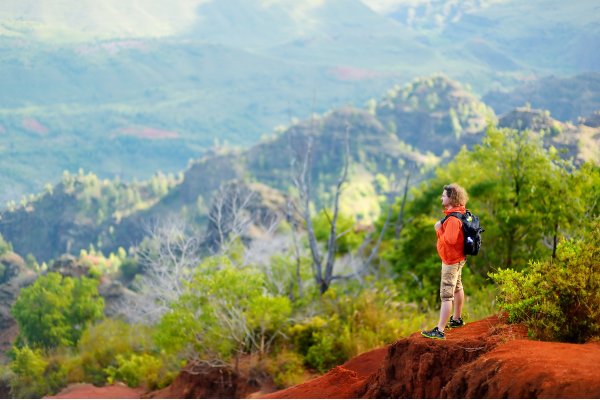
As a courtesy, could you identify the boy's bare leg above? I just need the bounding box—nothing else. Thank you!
[437,300,452,331]
[453,288,464,320]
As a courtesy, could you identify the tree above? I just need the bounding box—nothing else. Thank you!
[155,265,291,372]
[289,122,400,294]
[120,218,202,324]
[12,272,104,349]
[385,126,598,283]
[206,182,256,254]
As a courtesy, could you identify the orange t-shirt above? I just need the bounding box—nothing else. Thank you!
[436,205,466,264]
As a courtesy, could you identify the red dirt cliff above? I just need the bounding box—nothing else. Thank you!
[265,315,600,399]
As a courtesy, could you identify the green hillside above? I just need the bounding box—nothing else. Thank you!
[2,75,597,262]
[0,0,598,205]
[1,76,487,261]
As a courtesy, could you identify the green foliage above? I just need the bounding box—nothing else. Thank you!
[105,353,173,390]
[265,350,306,388]
[11,272,104,349]
[155,264,292,363]
[79,246,129,276]
[119,256,142,281]
[289,281,425,372]
[491,221,600,343]
[60,170,180,225]
[72,319,156,386]
[385,210,440,304]
[10,346,65,398]
[288,315,346,373]
[303,316,350,373]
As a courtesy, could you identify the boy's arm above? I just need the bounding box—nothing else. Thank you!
[441,218,462,245]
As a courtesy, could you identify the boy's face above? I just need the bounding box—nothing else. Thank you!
[441,190,451,207]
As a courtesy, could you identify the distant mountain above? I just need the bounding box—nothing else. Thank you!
[377,0,600,73]
[0,76,493,261]
[0,0,598,205]
[483,72,600,122]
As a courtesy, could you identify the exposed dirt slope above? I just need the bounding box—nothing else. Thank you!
[265,315,600,399]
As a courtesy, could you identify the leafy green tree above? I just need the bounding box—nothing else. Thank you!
[72,319,153,385]
[155,265,291,368]
[12,272,104,349]
[381,126,600,308]
[386,126,591,278]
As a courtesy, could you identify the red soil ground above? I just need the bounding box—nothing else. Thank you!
[44,383,144,399]
[48,315,600,399]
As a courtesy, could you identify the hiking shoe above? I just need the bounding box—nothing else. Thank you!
[421,327,445,340]
[447,317,465,329]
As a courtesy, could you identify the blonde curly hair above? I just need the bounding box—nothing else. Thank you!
[444,183,469,207]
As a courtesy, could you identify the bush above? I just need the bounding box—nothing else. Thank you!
[304,318,351,373]
[9,346,66,398]
[288,315,349,373]
[105,353,173,390]
[265,350,306,388]
[289,282,422,373]
[74,319,156,385]
[491,222,600,343]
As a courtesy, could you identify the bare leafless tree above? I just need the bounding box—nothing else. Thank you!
[287,198,305,299]
[289,119,414,294]
[207,182,256,254]
[395,164,414,239]
[289,121,350,293]
[119,217,202,324]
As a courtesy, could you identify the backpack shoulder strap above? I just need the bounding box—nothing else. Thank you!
[441,212,463,224]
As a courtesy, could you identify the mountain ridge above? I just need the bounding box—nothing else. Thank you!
[1,0,598,203]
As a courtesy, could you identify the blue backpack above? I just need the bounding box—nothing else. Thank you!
[441,210,484,256]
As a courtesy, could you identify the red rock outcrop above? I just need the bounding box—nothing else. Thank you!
[266,315,600,399]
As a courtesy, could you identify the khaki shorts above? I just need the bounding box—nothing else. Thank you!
[440,260,466,302]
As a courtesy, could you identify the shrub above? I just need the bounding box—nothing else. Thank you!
[74,319,155,385]
[491,222,600,343]
[265,350,306,388]
[105,353,173,390]
[304,318,351,373]
[287,315,349,373]
[289,282,421,373]
[9,346,49,398]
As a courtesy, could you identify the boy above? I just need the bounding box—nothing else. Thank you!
[421,183,468,340]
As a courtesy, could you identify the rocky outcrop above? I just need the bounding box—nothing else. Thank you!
[442,338,600,398]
